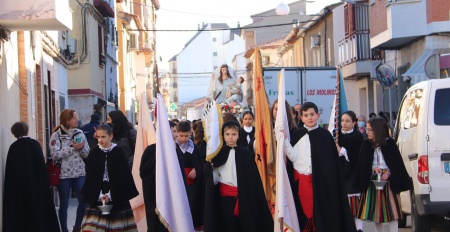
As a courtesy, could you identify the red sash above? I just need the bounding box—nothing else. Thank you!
[184,168,196,185]
[294,170,315,232]
[219,183,239,217]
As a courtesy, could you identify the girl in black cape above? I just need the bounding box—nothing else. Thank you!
[81,124,139,231]
[353,117,411,232]
[203,120,273,232]
[336,111,364,232]
[237,111,255,152]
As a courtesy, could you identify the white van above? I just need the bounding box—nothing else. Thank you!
[394,78,450,232]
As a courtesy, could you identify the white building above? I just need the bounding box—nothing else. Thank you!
[176,23,245,104]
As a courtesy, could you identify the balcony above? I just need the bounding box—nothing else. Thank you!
[0,0,72,31]
[94,0,115,18]
[338,33,372,79]
[371,0,426,49]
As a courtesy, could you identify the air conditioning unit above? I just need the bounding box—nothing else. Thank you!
[311,35,321,48]
[129,33,139,50]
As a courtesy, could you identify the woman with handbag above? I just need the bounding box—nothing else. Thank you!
[50,109,90,232]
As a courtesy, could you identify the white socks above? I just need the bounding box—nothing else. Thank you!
[355,218,363,230]
[374,221,398,232]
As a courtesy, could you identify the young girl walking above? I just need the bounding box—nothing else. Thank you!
[237,111,255,152]
[81,124,139,232]
[203,120,273,232]
[353,117,411,232]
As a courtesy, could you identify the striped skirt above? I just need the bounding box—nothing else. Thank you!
[357,173,403,223]
[348,194,361,217]
[81,204,137,232]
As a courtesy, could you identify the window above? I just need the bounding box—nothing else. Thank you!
[213,52,217,56]
[399,89,423,129]
[213,37,217,42]
[434,88,450,125]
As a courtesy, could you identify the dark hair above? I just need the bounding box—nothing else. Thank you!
[193,121,205,145]
[242,111,254,119]
[169,120,176,128]
[97,124,113,135]
[368,117,389,147]
[222,112,238,123]
[270,99,298,131]
[55,109,76,131]
[171,119,180,125]
[299,102,318,114]
[11,121,28,138]
[108,110,133,139]
[369,112,376,118]
[342,110,358,130]
[177,121,191,132]
[222,120,240,136]
[218,64,232,84]
[90,114,101,123]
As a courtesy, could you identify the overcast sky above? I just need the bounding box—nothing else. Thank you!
[154,0,299,70]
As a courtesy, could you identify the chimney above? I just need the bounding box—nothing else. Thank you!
[237,21,240,28]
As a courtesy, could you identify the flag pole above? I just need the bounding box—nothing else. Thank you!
[279,217,284,232]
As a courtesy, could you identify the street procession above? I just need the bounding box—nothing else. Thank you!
[1,0,450,232]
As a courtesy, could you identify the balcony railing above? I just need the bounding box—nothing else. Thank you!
[338,33,372,67]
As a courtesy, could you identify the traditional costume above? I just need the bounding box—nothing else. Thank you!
[140,144,167,232]
[175,139,205,228]
[353,138,411,223]
[238,125,255,151]
[203,120,273,232]
[284,125,356,232]
[337,129,364,215]
[81,144,138,232]
[3,137,60,232]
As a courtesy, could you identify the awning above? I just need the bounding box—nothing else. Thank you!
[402,48,450,84]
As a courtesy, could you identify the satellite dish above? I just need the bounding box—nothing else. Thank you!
[376,64,396,87]
[424,54,438,79]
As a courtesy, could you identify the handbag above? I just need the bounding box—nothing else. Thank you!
[47,159,61,186]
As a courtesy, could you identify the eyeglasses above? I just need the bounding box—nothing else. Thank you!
[366,128,373,132]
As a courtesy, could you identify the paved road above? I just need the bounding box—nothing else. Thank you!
[363,216,450,232]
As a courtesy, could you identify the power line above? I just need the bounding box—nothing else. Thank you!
[129,20,314,32]
[127,1,300,18]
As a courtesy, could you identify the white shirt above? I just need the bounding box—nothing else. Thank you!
[283,124,319,175]
[338,129,353,162]
[243,126,253,143]
[213,148,238,186]
[372,147,389,170]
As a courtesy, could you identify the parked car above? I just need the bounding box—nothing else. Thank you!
[394,78,450,232]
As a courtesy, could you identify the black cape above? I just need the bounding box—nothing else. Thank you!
[289,127,356,232]
[237,126,255,149]
[3,137,60,232]
[140,144,187,232]
[176,144,205,228]
[203,145,274,232]
[83,146,138,207]
[337,129,364,193]
[353,138,412,194]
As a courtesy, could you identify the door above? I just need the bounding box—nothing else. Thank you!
[428,81,450,201]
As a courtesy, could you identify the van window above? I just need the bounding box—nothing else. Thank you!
[434,88,450,125]
[398,89,423,129]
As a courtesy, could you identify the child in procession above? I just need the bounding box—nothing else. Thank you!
[140,120,179,232]
[81,124,138,232]
[282,102,356,232]
[353,117,411,232]
[203,120,273,232]
[175,121,205,229]
[336,111,365,232]
[237,111,255,152]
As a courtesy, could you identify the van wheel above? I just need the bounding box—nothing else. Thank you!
[411,191,433,232]
[398,214,407,228]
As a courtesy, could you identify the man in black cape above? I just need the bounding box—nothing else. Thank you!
[3,122,60,232]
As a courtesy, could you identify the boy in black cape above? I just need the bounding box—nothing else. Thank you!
[3,122,60,232]
[203,120,273,232]
[175,121,205,229]
[140,121,185,232]
[283,102,356,232]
